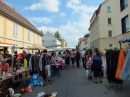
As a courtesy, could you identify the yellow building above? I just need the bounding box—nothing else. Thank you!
[61,40,67,48]
[0,0,43,53]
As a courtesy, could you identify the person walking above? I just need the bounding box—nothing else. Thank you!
[86,50,93,80]
[81,49,86,69]
[65,50,70,70]
[70,49,76,68]
[75,50,81,68]
[92,48,102,84]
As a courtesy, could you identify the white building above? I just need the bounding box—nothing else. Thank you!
[79,37,90,50]
[42,32,61,48]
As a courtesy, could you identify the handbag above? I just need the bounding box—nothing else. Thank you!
[87,57,92,67]
[87,61,92,67]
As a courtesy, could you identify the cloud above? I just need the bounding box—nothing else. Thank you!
[38,0,98,47]
[27,16,52,24]
[66,0,97,13]
[25,0,60,12]
[60,12,66,17]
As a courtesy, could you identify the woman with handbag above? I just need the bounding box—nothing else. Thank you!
[86,50,93,80]
[92,48,102,84]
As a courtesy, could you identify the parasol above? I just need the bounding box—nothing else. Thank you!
[24,43,48,50]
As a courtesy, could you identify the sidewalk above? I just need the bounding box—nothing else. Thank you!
[15,63,130,97]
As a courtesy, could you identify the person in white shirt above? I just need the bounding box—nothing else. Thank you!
[81,48,86,69]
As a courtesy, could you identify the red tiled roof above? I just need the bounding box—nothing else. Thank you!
[0,1,42,36]
[79,38,87,41]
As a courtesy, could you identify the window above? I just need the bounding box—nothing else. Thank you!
[108,18,112,24]
[27,46,30,53]
[122,15,129,34]
[37,35,39,43]
[13,23,18,37]
[107,6,111,12]
[13,44,17,51]
[52,40,56,42]
[108,31,112,37]
[28,31,31,40]
[109,44,113,48]
[120,0,128,11]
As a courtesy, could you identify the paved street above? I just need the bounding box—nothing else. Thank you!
[15,63,130,97]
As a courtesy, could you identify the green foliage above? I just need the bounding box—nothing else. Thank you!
[54,31,63,42]
[84,33,90,38]
[76,42,80,50]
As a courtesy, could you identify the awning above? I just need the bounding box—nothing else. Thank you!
[24,43,48,50]
[47,44,61,48]
[0,42,13,47]
[119,38,130,43]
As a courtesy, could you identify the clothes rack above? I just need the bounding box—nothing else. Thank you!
[105,49,123,92]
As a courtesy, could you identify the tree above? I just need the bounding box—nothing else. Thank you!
[41,30,44,35]
[76,42,80,50]
[54,31,63,42]
[84,33,90,38]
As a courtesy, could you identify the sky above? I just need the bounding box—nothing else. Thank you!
[4,0,104,48]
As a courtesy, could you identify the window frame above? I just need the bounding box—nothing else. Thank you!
[108,30,112,37]
[107,6,111,12]
[28,31,31,41]
[37,35,39,43]
[108,18,112,24]
[109,44,113,48]
[120,0,128,11]
[13,23,18,37]
[121,15,129,34]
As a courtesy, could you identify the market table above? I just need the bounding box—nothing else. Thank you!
[0,68,30,86]
[50,63,61,78]
[0,69,30,97]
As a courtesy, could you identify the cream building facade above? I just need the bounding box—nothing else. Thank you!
[61,40,67,48]
[114,0,130,48]
[0,0,43,53]
[78,37,90,50]
[89,0,116,50]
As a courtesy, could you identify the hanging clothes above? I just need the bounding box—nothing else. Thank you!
[115,50,125,80]
[39,54,49,80]
[29,55,39,75]
[106,49,123,84]
[120,50,130,80]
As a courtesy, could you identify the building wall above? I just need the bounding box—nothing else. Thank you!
[116,31,130,48]
[42,32,61,47]
[99,0,116,38]
[0,14,42,53]
[61,40,67,48]
[89,0,117,49]
[86,37,90,48]
[79,41,87,50]
[114,0,130,45]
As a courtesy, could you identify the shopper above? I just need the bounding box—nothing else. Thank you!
[70,49,76,68]
[4,51,12,66]
[65,50,70,70]
[86,50,93,80]
[92,48,102,84]
[75,50,81,68]
[0,58,10,73]
[81,49,86,68]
